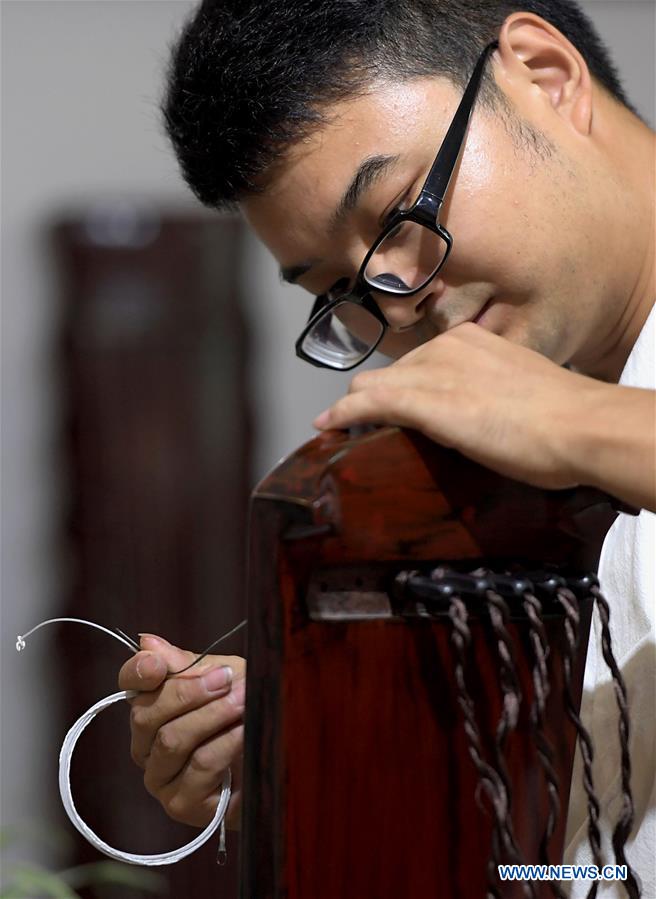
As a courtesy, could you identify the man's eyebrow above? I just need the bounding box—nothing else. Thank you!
[279,261,316,284]
[278,154,402,285]
[329,153,402,233]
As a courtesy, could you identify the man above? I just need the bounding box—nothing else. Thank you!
[119,0,655,893]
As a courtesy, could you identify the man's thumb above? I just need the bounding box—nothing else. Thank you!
[138,634,198,674]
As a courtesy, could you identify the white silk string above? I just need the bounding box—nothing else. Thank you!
[16,617,246,866]
[58,690,231,866]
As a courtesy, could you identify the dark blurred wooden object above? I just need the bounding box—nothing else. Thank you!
[54,207,249,898]
[241,426,618,899]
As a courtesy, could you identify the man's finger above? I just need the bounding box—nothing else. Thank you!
[118,635,199,692]
[155,723,245,827]
[139,634,199,672]
[143,676,246,790]
[349,364,454,397]
[118,651,168,692]
[129,665,234,766]
[314,387,425,431]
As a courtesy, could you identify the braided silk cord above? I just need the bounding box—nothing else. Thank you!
[448,596,525,899]
[522,592,566,899]
[16,617,245,866]
[556,588,603,899]
[591,587,641,899]
[413,571,642,899]
[484,590,537,899]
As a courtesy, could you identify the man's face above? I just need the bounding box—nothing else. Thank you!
[243,64,608,367]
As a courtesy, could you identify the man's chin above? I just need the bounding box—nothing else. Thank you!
[479,305,564,362]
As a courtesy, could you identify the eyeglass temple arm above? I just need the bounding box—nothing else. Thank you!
[422,41,499,208]
[308,293,328,320]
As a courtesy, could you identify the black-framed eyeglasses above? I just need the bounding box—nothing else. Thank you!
[295,40,499,371]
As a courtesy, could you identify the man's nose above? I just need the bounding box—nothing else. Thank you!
[372,279,445,331]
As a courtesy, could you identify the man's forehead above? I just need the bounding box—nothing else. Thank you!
[245,76,457,214]
[242,75,469,268]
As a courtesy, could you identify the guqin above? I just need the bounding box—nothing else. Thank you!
[240,426,638,899]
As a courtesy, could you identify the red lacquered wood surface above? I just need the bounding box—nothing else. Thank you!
[241,427,617,899]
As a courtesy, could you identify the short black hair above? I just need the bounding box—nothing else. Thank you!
[162,0,631,209]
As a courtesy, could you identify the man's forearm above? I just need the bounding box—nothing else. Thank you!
[573,385,656,512]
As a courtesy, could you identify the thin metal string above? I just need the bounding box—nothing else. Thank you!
[169,619,248,674]
[17,616,248,676]
[16,618,141,654]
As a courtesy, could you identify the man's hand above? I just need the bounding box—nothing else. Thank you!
[118,635,246,830]
[313,323,656,510]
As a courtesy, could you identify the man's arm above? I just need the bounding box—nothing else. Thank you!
[573,384,656,512]
[313,323,656,512]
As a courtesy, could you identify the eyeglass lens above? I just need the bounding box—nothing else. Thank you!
[364,221,449,293]
[300,300,385,369]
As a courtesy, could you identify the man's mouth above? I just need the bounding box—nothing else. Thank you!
[422,291,494,331]
[395,296,493,335]
[472,299,492,325]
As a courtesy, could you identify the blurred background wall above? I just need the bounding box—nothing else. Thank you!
[1,0,654,893]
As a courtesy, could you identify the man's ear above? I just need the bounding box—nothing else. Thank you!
[496,12,593,135]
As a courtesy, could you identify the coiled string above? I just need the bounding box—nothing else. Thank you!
[16,617,247,866]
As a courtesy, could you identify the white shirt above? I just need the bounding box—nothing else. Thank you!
[564,305,656,897]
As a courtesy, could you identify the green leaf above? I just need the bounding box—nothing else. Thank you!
[60,862,166,893]
[0,864,80,898]
[0,885,24,899]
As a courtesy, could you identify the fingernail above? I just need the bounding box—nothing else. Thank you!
[138,633,167,648]
[228,678,246,709]
[136,653,166,680]
[313,410,331,429]
[203,665,233,694]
